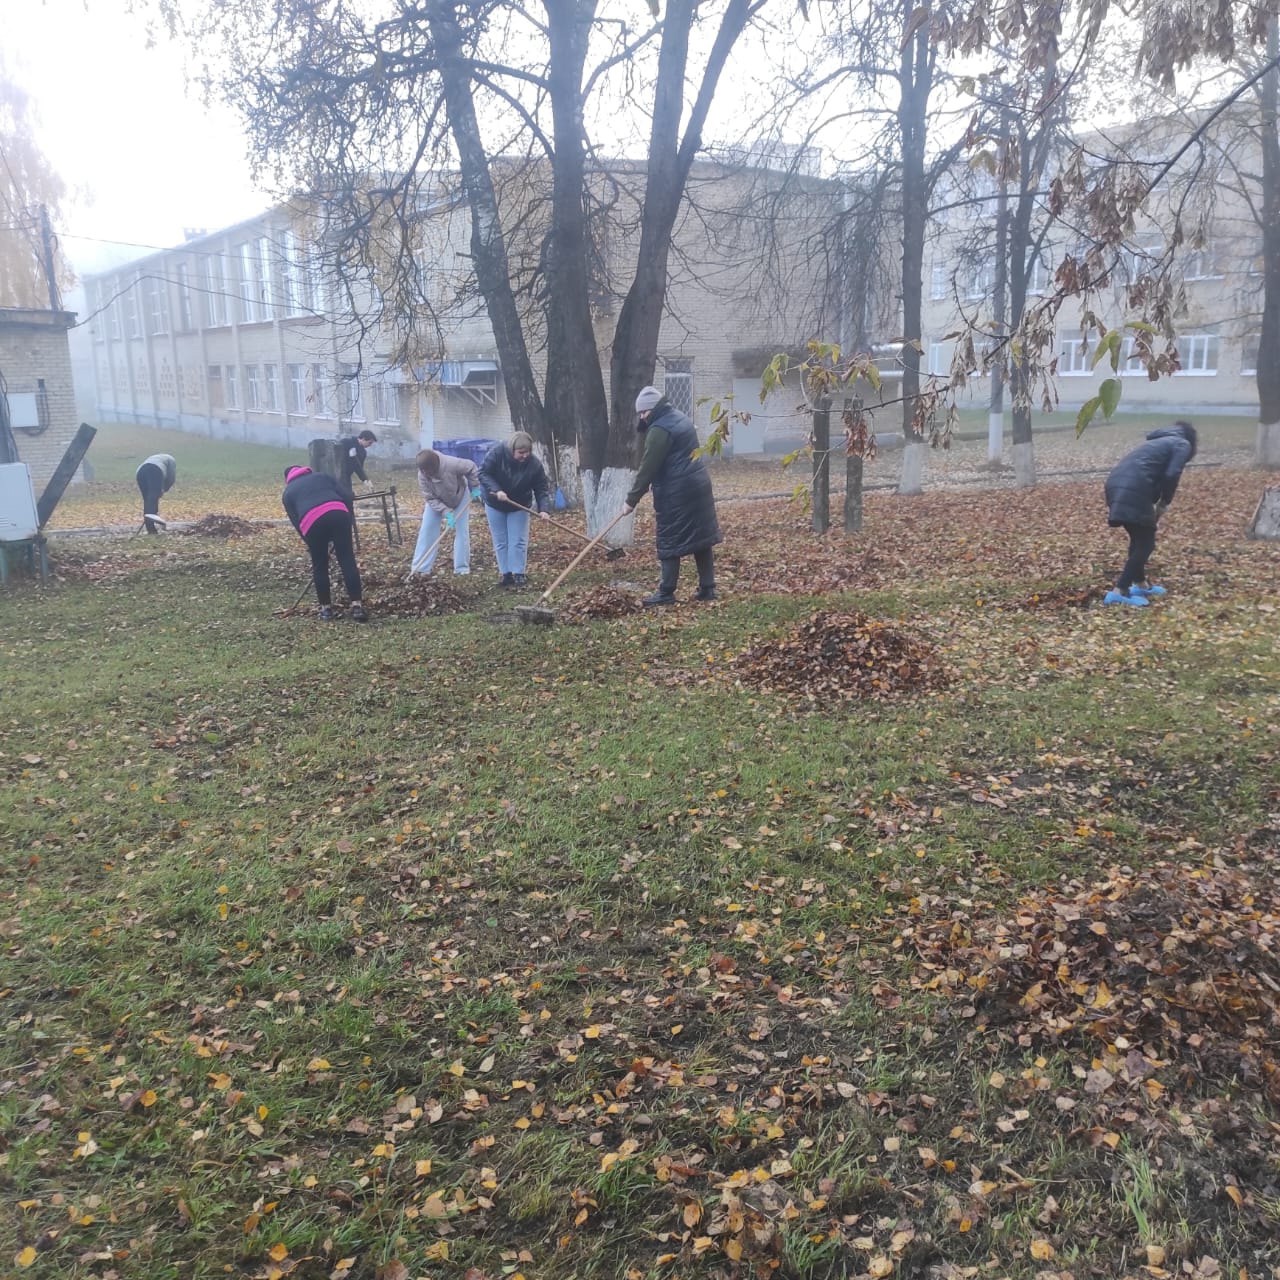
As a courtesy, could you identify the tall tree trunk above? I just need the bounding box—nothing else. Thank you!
[596,0,754,525]
[988,101,1010,468]
[543,0,608,468]
[1009,49,1060,489]
[427,1,547,444]
[1257,17,1280,467]
[897,0,932,495]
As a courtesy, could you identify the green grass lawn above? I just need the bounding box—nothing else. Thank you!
[3,441,1279,1280]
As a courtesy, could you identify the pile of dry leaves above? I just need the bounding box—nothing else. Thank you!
[728,609,948,701]
[558,585,644,622]
[911,853,1280,1099]
[361,572,466,618]
[180,513,263,538]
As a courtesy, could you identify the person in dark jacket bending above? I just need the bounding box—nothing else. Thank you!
[1101,421,1197,607]
[136,453,176,532]
[282,465,369,622]
[338,430,378,492]
[622,386,722,605]
[477,432,551,588]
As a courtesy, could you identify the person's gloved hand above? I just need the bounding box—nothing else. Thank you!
[444,510,456,530]
[472,488,483,501]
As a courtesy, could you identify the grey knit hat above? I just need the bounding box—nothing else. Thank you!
[635,385,662,413]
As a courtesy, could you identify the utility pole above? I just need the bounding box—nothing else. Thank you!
[38,205,61,313]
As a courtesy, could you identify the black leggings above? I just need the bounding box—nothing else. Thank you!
[137,463,164,532]
[1116,522,1156,591]
[304,510,362,606]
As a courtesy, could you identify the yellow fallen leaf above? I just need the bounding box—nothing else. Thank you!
[268,1242,289,1262]
[1225,1184,1243,1207]
[16,1247,38,1268]
[306,1058,331,1072]
[868,1257,893,1278]
[447,1060,465,1077]
[414,1159,432,1177]
[140,1089,158,1107]
[1030,1238,1055,1260]
[424,1241,449,1261]
[724,1238,744,1261]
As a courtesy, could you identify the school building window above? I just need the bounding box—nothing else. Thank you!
[263,363,280,411]
[1058,337,1089,375]
[1176,333,1218,375]
[225,364,239,409]
[245,364,261,410]
[207,365,224,409]
[662,358,693,416]
[288,364,307,413]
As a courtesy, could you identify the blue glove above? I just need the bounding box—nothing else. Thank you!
[444,510,456,530]
[471,488,483,501]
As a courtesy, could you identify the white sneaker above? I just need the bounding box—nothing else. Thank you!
[454,567,470,576]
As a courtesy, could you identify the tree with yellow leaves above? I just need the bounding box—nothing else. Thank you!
[0,53,72,310]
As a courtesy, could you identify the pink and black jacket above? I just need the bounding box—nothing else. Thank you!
[281,467,354,538]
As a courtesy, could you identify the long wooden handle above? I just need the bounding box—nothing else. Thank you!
[508,498,597,548]
[535,508,629,605]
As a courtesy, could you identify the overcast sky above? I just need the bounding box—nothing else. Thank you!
[3,0,271,277]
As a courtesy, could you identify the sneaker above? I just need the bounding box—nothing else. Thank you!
[642,590,677,607]
[454,567,470,576]
[1130,582,1167,597]
[501,572,515,589]
[1103,589,1148,607]
[317,605,334,621]
[694,585,718,602]
[513,573,528,588]
[350,603,369,623]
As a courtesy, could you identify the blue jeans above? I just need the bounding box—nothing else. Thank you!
[412,495,471,574]
[485,505,530,575]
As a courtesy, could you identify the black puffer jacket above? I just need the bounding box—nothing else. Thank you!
[282,468,353,533]
[477,443,551,514]
[1103,424,1197,527]
[629,401,722,559]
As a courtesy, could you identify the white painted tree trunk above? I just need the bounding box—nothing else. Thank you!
[1013,440,1036,488]
[1256,420,1280,469]
[897,440,927,495]
[552,443,582,509]
[987,411,1004,466]
[580,467,637,545]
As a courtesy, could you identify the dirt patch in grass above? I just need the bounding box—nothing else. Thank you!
[998,582,1107,611]
[726,609,949,702]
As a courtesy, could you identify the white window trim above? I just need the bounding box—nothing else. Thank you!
[1241,334,1260,377]
[1057,337,1090,376]
[1174,333,1219,377]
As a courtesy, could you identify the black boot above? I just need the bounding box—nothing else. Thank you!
[501,572,515,589]
[694,585,717,602]
[642,589,676,607]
